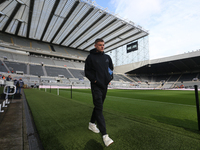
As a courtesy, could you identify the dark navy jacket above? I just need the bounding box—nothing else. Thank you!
[85,48,114,89]
[6,76,12,81]
[17,80,24,88]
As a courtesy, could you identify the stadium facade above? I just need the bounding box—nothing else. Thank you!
[0,0,200,89]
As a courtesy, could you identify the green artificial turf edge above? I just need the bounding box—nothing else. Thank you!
[24,89,200,150]
[41,88,199,131]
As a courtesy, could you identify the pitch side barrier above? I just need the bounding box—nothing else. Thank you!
[39,85,200,90]
[39,85,162,90]
[110,87,200,90]
[0,81,16,113]
[110,87,162,90]
[39,85,91,99]
[39,85,90,89]
[39,86,200,90]
[119,88,200,91]
[165,88,200,91]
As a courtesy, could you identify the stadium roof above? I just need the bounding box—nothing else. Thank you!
[114,50,200,74]
[0,0,149,53]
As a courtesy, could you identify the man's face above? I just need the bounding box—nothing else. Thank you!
[95,42,104,52]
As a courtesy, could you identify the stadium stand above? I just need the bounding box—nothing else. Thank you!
[113,74,121,81]
[72,61,84,69]
[41,77,57,83]
[162,82,173,89]
[11,35,31,48]
[128,75,140,82]
[45,66,73,78]
[68,68,84,79]
[53,59,74,68]
[1,27,200,89]
[4,61,27,74]
[28,76,40,84]
[179,72,198,81]
[31,41,51,52]
[29,64,44,76]
[1,51,200,89]
[29,55,54,65]
[115,74,131,82]
[52,45,68,54]
[0,60,8,73]
[12,53,29,62]
[60,78,70,84]
[168,74,181,82]
[153,74,170,82]
[0,32,89,60]
[0,50,13,60]
[118,74,133,82]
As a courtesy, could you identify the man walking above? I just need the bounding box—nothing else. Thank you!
[84,38,114,147]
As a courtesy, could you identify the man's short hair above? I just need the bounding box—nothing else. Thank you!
[95,38,104,44]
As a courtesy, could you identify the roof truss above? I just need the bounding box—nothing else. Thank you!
[0,0,149,52]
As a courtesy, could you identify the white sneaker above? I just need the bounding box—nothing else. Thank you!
[103,134,114,147]
[88,122,100,133]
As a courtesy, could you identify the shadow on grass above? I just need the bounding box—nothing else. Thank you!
[83,139,103,150]
[151,115,200,134]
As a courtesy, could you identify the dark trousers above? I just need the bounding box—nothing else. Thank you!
[16,87,21,94]
[90,83,107,135]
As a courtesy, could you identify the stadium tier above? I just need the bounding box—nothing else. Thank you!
[0,60,7,72]
[29,64,44,76]
[4,60,27,74]
[0,51,136,88]
[0,33,139,88]
[0,33,88,62]
[45,66,73,78]
[1,47,200,89]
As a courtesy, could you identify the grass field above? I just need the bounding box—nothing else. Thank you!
[24,88,200,150]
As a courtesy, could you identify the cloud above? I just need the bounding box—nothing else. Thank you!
[111,0,162,26]
[111,0,200,59]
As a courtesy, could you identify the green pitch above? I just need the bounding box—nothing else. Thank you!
[24,89,200,150]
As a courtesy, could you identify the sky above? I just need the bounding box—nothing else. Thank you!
[94,0,200,60]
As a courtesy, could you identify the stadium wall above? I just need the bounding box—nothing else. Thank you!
[114,60,149,74]
[115,50,200,74]
[150,50,200,64]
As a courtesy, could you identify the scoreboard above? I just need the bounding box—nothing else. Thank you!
[127,41,138,53]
